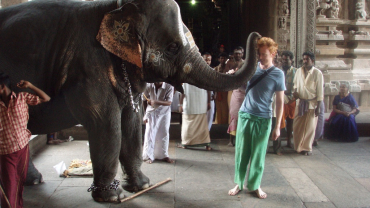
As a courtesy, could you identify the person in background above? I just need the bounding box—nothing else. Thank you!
[0,73,50,208]
[226,47,245,146]
[327,83,359,142]
[274,50,296,155]
[142,82,174,164]
[178,71,212,150]
[313,94,325,146]
[214,52,229,125]
[293,52,324,156]
[212,44,227,67]
[203,53,215,131]
[46,132,64,144]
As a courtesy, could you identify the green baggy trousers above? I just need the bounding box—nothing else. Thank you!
[234,111,271,191]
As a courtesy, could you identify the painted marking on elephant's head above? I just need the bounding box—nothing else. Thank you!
[183,63,193,74]
[146,48,164,66]
[176,4,188,46]
[145,45,164,67]
[113,20,130,42]
[185,32,195,49]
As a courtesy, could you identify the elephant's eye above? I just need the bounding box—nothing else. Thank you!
[167,43,179,54]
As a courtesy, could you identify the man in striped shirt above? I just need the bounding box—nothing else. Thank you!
[0,73,50,208]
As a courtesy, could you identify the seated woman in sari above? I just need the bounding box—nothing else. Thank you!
[328,83,359,142]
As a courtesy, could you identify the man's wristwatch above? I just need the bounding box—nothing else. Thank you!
[178,104,183,107]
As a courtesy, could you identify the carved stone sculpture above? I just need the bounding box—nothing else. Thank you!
[278,17,287,29]
[316,0,331,18]
[278,0,290,16]
[355,2,367,20]
[328,0,339,18]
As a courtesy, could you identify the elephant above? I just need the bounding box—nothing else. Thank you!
[0,0,260,203]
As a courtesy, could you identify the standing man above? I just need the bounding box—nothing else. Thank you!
[178,80,212,151]
[273,50,297,155]
[0,73,50,208]
[227,47,245,145]
[203,53,215,131]
[228,37,285,199]
[142,82,174,164]
[293,51,324,156]
[214,52,229,124]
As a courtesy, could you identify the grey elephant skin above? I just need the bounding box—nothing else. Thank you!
[0,0,260,202]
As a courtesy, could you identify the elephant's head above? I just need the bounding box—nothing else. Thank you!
[97,0,260,93]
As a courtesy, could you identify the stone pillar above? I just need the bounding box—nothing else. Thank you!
[1,0,27,8]
[290,0,316,67]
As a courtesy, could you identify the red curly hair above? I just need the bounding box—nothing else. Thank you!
[257,37,278,55]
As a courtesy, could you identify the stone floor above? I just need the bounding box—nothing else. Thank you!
[24,135,370,208]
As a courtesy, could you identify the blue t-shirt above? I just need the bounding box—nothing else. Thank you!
[239,64,286,118]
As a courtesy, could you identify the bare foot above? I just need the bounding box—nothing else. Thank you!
[144,159,152,164]
[276,152,283,156]
[228,185,241,196]
[254,187,267,199]
[162,157,174,163]
[206,146,212,151]
[176,143,187,149]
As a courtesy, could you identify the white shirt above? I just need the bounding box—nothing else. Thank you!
[182,83,208,115]
[143,83,174,115]
[293,66,324,109]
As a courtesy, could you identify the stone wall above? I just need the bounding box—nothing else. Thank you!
[315,0,370,111]
[273,0,370,111]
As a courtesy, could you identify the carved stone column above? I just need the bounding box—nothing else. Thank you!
[275,0,290,52]
[290,0,316,66]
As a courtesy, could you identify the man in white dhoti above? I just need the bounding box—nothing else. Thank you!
[178,83,212,150]
[142,82,174,164]
[293,52,324,156]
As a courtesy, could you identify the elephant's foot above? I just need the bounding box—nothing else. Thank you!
[25,172,44,186]
[89,179,125,202]
[122,172,150,193]
[91,187,125,202]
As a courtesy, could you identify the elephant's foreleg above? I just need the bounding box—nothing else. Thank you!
[120,106,150,192]
[87,117,125,202]
[64,86,125,202]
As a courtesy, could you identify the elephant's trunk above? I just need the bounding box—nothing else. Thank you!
[179,32,260,92]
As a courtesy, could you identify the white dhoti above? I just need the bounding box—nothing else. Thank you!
[293,109,318,152]
[181,114,210,146]
[142,107,171,161]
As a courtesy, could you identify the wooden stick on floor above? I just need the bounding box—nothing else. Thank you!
[120,178,172,203]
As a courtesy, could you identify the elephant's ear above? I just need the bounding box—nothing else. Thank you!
[97,4,142,68]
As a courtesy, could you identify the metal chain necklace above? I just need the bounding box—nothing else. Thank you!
[121,63,141,112]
